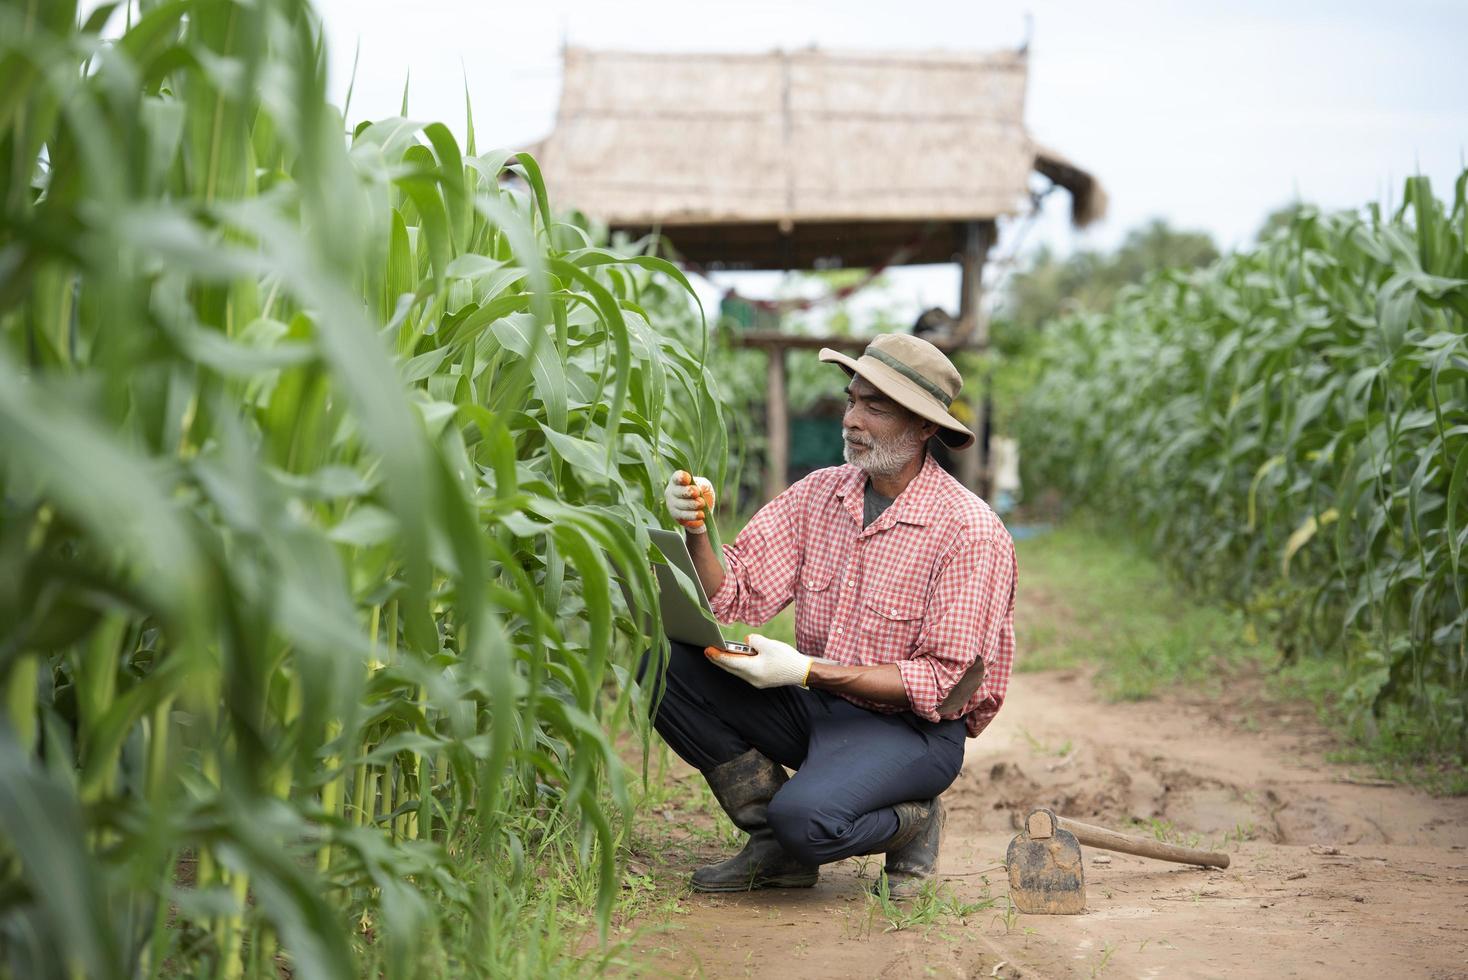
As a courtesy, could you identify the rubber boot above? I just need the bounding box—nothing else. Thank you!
[872,798,945,899]
[690,749,820,892]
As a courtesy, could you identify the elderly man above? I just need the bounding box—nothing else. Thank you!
[647,333,1017,897]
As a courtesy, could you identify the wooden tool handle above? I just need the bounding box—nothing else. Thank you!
[1057,816,1230,869]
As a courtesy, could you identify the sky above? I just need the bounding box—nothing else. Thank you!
[311,0,1468,316]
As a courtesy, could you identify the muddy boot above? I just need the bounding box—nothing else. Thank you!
[872,798,945,900]
[690,749,819,892]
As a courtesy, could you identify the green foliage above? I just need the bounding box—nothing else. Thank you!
[1016,522,1466,791]
[1017,174,1468,761]
[1255,201,1313,244]
[997,219,1219,337]
[867,876,997,933]
[686,269,911,510]
[1013,522,1270,701]
[986,220,1218,433]
[0,2,726,977]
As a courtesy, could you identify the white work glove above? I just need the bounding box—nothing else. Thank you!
[704,634,813,689]
[664,470,715,534]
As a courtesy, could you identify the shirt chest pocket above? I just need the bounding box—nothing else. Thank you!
[799,564,835,593]
[857,589,925,663]
[794,564,838,652]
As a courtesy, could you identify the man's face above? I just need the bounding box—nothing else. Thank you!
[841,376,932,477]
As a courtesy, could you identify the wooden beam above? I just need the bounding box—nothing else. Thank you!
[764,346,789,501]
[952,220,994,348]
[731,332,966,354]
[621,220,968,271]
[951,220,995,497]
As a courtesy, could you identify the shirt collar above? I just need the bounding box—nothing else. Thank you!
[833,452,942,529]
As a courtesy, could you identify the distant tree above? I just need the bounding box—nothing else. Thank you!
[1255,202,1310,243]
[1110,219,1218,284]
[996,219,1218,337]
[986,219,1219,434]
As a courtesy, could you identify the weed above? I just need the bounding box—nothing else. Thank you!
[1018,727,1073,757]
[1216,822,1257,850]
[869,875,998,933]
[991,896,1021,935]
[1131,817,1203,849]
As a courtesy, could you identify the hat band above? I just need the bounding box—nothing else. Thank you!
[865,347,954,408]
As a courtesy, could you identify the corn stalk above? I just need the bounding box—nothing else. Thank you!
[0,1,727,976]
[1018,174,1468,757]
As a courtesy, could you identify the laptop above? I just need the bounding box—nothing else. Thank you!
[646,527,751,653]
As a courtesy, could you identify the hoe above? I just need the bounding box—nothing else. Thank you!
[1006,807,1230,914]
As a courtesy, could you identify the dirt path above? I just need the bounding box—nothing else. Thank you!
[622,663,1468,978]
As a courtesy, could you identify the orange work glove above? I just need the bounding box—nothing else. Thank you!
[664,470,716,534]
[704,634,812,689]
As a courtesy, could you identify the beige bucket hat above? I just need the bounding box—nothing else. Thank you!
[819,333,974,450]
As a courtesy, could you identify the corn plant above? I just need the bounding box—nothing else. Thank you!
[0,1,728,977]
[1018,172,1468,759]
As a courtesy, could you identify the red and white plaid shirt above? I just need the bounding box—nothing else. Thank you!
[709,452,1016,737]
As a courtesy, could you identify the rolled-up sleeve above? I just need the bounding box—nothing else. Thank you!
[708,480,805,625]
[896,527,1017,723]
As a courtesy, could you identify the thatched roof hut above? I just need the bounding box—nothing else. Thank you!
[533,46,1105,270]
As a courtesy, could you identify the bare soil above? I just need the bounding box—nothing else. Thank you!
[616,595,1468,977]
[620,667,1468,978]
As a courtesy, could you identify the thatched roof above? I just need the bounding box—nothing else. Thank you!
[534,46,1104,270]
[1033,144,1108,229]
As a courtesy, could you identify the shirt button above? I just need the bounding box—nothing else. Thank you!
[836,627,844,634]
[846,580,855,588]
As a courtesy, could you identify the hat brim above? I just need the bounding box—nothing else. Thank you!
[819,348,975,451]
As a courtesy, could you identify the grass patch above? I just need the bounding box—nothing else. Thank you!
[367,817,649,978]
[1014,517,1467,794]
[1013,520,1270,701]
[866,877,1000,933]
[1276,657,1468,795]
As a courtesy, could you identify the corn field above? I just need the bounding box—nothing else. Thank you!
[1019,173,1468,756]
[0,1,728,976]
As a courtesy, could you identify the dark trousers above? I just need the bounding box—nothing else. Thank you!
[639,642,966,867]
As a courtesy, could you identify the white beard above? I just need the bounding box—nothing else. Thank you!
[843,425,926,477]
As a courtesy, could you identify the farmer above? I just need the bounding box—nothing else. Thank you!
[646,333,1016,898]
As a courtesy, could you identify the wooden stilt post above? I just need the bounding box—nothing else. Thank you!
[957,222,989,341]
[954,221,994,496]
[764,344,789,502]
